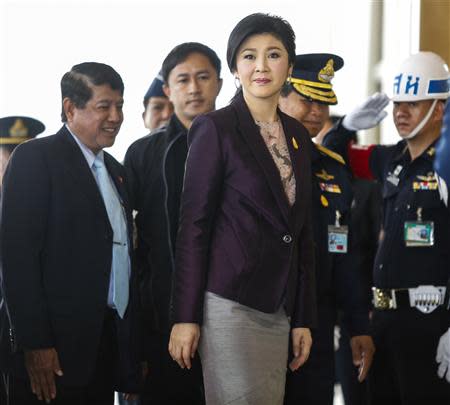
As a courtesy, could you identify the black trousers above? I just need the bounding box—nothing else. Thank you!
[369,308,450,405]
[284,307,336,405]
[335,317,369,405]
[141,331,204,405]
[7,309,117,405]
[1,372,8,405]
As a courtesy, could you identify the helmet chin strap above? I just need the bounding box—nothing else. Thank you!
[403,99,438,140]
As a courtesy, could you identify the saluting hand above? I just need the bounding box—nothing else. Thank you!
[24,348,63,403]
[169,323,200,370]
[350,335,375,382]
[289,327,312,371]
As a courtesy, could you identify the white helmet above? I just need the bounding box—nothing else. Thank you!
[392,51,450,102]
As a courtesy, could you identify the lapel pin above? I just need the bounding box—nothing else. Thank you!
[292,137,299,150]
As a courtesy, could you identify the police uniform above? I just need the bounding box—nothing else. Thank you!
[284,55,370,405]
[0,116,44,405]
[323,52,450,404]
[369,141,450,404]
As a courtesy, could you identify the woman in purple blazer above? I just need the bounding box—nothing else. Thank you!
[169,13,317,404]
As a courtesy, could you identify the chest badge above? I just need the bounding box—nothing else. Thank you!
[319,183,342,193]
[413,181,438,191]
[315,169,334,181]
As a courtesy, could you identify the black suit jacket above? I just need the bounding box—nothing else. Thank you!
[0,126,141,392]
[173,94,317,328]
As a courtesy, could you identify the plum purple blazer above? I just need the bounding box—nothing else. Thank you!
[172,94,317,328]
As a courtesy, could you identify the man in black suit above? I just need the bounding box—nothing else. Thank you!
[0,62,141,404]
[124,42,222,405]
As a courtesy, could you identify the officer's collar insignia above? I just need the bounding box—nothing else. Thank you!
[318,59,335,83]
[427,147,435,157]
[9,119,29,138]
[315,169,334,181]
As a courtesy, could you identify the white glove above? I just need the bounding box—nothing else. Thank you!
[342,92,390,131]
[436,327,450,383]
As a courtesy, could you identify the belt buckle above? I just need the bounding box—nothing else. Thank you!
[408,285,446,314]
[372,287,397,310]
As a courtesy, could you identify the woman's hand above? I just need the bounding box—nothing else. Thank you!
[289,327,312,371]
[168,323,200,370]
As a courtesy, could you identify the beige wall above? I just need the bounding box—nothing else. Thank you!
[420,0,450,64]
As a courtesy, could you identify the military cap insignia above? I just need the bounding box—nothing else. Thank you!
[315,169,334,181]
[318,59,335,83]
[9,119,29,138]
[0,116,44,145]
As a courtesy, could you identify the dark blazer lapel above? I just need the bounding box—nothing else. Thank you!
[57,127,111,226]
[232,95,290,223]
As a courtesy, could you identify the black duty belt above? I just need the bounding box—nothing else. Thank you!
[372,285,447,314]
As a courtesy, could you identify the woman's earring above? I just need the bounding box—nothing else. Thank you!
[286,74,292,85]
[234,76,241,89]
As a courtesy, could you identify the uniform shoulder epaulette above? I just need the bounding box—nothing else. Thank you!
[316,144,346,165]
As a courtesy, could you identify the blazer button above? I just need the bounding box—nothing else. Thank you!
[283,234,292,244]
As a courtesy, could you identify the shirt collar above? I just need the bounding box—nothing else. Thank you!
[65,124,104,169]
[393,139,438,165]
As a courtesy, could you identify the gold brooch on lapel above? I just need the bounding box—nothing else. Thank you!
[292,137,299,150]
[320,195,329,207]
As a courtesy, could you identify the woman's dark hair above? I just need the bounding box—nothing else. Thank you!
[226,13,296,73]
[60,62,124,122]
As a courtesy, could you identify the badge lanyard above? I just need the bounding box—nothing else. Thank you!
[404,207,435,247]
[328,210,348,253]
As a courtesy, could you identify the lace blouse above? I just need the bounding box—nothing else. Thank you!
[256,120,296,206]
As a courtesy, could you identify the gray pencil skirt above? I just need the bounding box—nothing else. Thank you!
[198,292,290,405]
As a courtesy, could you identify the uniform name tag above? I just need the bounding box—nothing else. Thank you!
[404,221,434,247]
[328,225,348,253]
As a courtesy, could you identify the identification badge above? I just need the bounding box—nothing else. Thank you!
[328,225,348,253]
[404,221,434,247]
[404,207,434,247]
